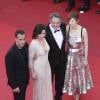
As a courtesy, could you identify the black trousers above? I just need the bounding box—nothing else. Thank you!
[96,0,100,2]
[51,63,66,100]
[13,85,27,100]
[68,0,75,7]
[84,0,90,6]
[67,0,90,7]
[53,0,63,3]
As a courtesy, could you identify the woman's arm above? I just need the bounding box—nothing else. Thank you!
[83,28,88,61]
[29,41,37,80]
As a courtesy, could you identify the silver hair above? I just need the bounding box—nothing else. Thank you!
[49,12,62,20]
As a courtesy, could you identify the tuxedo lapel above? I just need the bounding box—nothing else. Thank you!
[48,26,61,50]
[60,24,66,50]
[60,25,65,39]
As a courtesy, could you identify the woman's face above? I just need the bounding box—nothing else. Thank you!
[38,30,46,39]
[69,18,78,28]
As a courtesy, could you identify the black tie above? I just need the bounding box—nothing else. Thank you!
[54,30,60,33]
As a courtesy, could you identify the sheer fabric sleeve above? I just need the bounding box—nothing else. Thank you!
[29,41,36,69]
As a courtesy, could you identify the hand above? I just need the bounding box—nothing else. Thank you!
[33,54,37,60]
[83,59,88,66]
[13,87,20,93]
[65,41,68,52]
[69,38,77,48]
[32,73,38,80]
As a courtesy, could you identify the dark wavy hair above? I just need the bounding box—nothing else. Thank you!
[32,24,46,39]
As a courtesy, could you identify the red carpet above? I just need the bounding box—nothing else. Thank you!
[0,0,100,100]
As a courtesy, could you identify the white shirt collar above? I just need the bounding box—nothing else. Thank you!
[49,24,61,33]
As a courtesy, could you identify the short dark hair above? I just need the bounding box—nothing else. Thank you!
[15,30,25,37]
[68,11,79,21]
[49,12,62,20]
[32,24,46,39]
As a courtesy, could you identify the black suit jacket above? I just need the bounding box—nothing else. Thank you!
[5,43,29,89]
[46,23,68,68]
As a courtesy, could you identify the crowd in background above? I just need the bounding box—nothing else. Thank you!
[52,0,100,13]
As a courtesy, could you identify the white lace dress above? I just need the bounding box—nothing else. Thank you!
[29,39,53,100]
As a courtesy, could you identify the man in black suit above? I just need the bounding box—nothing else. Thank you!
[5,30,29,100]
[46,13,68,100]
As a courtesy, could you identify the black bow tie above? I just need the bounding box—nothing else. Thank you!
[54,30,60,33]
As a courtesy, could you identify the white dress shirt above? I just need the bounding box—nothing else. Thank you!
[49,24,63,49]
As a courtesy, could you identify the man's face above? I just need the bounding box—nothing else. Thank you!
[50,17,61,30]
[15,34,26,49]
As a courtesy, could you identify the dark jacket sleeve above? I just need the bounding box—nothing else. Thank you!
[5,50,18,89]
[45,25,51,45]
